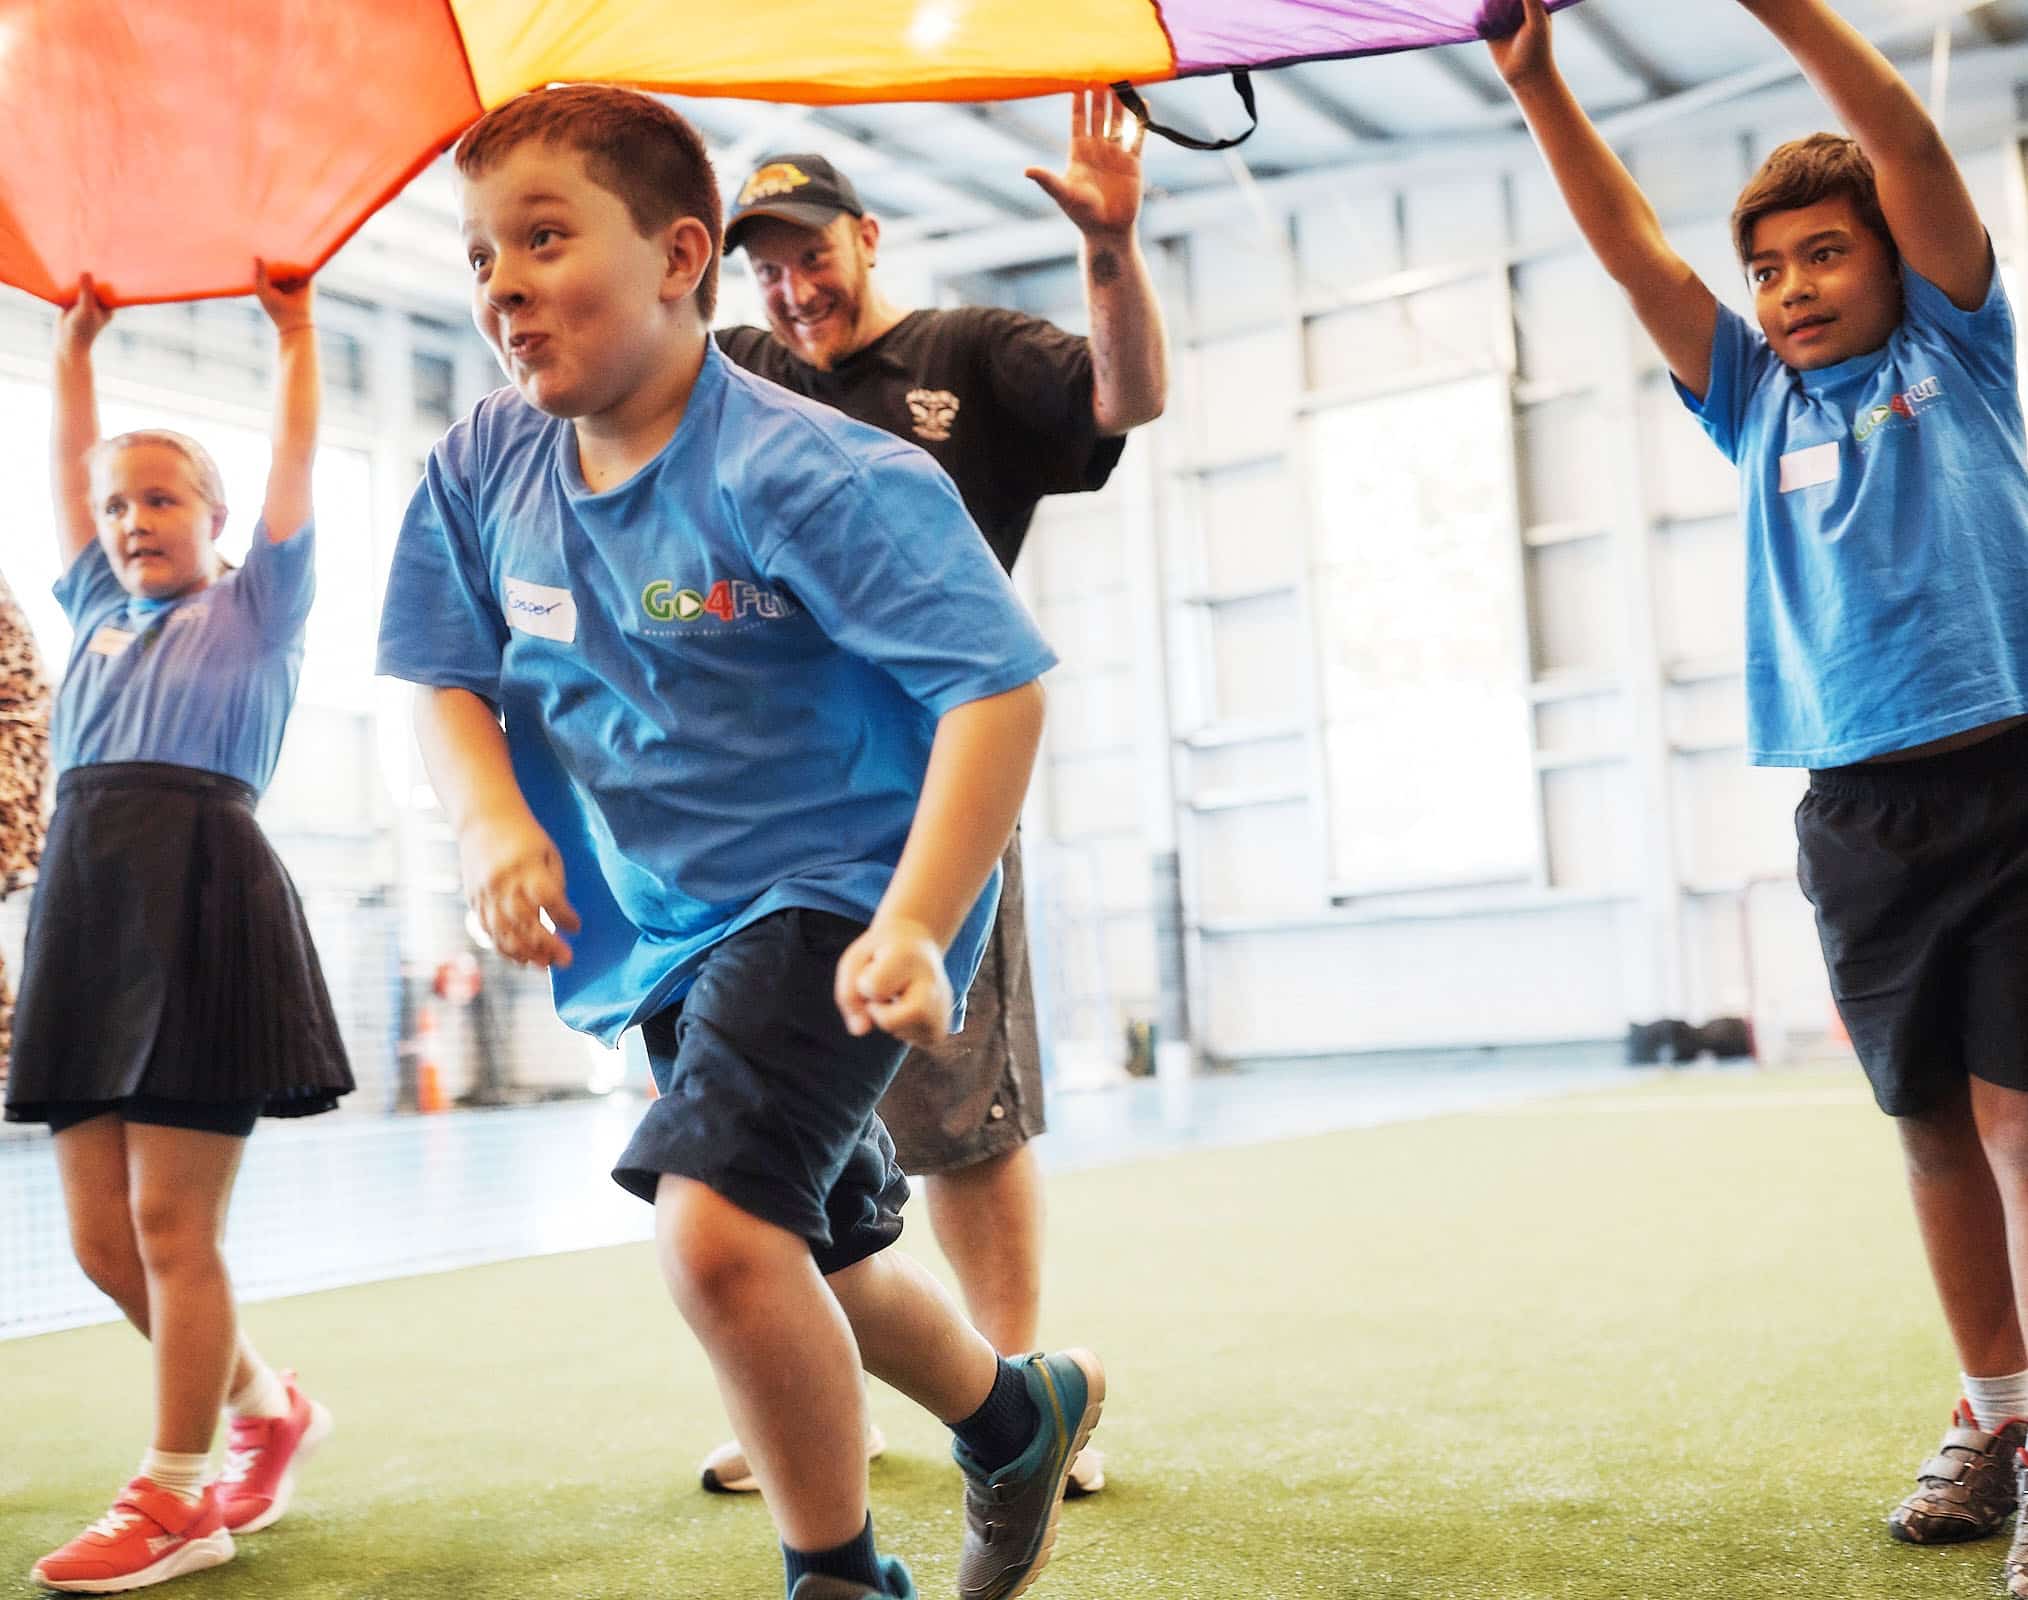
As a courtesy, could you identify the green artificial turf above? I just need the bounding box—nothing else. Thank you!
[0,1065,2007,1598]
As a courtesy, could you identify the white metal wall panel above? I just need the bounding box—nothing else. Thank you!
[1191,802,1324,922]
[1206,596,1312,724]
[1194,328,1296,466]
[1514,252,1623,386]
[1651,517,1748,663]
[1295,188,1405,295]
[1672,759,1808,885]
[1198,907,1633,1054]
[1515,393,1616,529]
[1525,538,1621,677]
[1541,764,1641,892]
[1198,460,1305,592]
[1403,173,1508,267]
[1188,230,1290,341]
[1535,692,1630,760]
[1186,734,1310,797]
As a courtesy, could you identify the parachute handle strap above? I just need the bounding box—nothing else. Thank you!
[1110,69,1258,152]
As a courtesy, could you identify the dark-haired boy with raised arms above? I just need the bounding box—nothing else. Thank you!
[1492,1,2028,1587]
[375,84,1101,1600]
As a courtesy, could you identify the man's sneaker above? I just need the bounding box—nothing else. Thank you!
[701,1421,887,1495]
[1887,1402,2027,1544]
[217,1372,334,1534]
[790,1555,917,1599]
[1064,1445,1105,1499]
[31,1479,234,1593]
[954,1349,1105,1600]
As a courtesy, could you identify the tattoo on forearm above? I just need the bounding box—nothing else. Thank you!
[1090,305,1113,393]
[1090,249,1122,287]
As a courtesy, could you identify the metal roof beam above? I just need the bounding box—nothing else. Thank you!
[1970,4,2028,45]
[805,108,1048,220]
[956,103,1062,164]
[1273,71,1394,143]
[1422,45,1506,107]
[1568,6,1685,97]
[685,100,1026,227]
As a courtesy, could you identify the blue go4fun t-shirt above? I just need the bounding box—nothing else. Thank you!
[1678,259,2028,765]
[53,521,315,792]
[376,339,1057,1044]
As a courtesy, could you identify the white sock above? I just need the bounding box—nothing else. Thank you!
[1961,1370,2028,1431]
[227,1363,290,1421]
[138,1448,209,1505]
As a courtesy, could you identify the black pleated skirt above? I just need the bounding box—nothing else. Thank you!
[4,762,354,1124]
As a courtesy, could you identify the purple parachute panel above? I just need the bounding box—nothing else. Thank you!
[1156,0,1585,76]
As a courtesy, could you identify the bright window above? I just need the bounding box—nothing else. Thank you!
[1308,372,1541,894]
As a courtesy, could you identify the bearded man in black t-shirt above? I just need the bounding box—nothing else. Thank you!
[705,89,1167,1502]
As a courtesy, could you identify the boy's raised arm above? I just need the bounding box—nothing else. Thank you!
[1491,0,1720,397]
[1738,0,1989,310]
[50,276,110,569]
[254,262,320,543]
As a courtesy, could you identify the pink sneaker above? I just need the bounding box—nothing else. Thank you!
[31,1478,234,1592]
[216,1373,334,1534]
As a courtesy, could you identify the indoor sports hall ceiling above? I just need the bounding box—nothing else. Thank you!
[327,0,2028,311]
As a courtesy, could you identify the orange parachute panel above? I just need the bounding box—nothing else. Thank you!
[0,0,480,306]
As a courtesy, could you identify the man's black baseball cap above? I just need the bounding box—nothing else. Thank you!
[723,153,865,251]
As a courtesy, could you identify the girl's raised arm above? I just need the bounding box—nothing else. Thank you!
[50,277,110,569]
[254,262,319,544]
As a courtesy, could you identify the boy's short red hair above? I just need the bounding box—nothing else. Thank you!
[454,85,722,321]
[1732,133,1895,266]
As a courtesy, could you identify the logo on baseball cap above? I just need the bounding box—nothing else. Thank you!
[724,153,865,251]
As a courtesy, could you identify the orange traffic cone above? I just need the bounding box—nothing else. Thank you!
[416,1005,448,1113]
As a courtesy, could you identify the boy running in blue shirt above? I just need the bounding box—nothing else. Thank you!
[376,86,1099,1600]
[1492,0,2028,1587]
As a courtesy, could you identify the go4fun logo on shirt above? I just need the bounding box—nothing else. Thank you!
[1853,375,1943,444]
[640,577,798,632]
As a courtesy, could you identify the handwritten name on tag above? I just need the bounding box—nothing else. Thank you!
[1778,442,1839,494]
[88,625,135,657]
[503,578,577,644]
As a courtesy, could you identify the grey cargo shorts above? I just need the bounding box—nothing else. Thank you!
[877,834,1045,1173]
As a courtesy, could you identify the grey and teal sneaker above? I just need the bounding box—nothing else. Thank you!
[1887,1402,2027,1544]
[953,1349,1105,1600]
[790,1555,916,1600]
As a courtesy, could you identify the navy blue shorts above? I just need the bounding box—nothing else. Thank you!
[1798,721,2028,1116]
[612,908,913,1276]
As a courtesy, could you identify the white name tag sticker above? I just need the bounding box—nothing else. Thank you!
[1779,441,1840,493]
[88,625,135,657]
[503,578,577,644]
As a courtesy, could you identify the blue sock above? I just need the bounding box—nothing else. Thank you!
[951,1357,1040,1475]
[783,1514,883,1596]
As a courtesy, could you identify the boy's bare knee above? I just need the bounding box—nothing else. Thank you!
[655,1177,797,1309]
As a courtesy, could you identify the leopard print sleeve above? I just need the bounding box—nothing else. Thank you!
[0,569,52,898]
